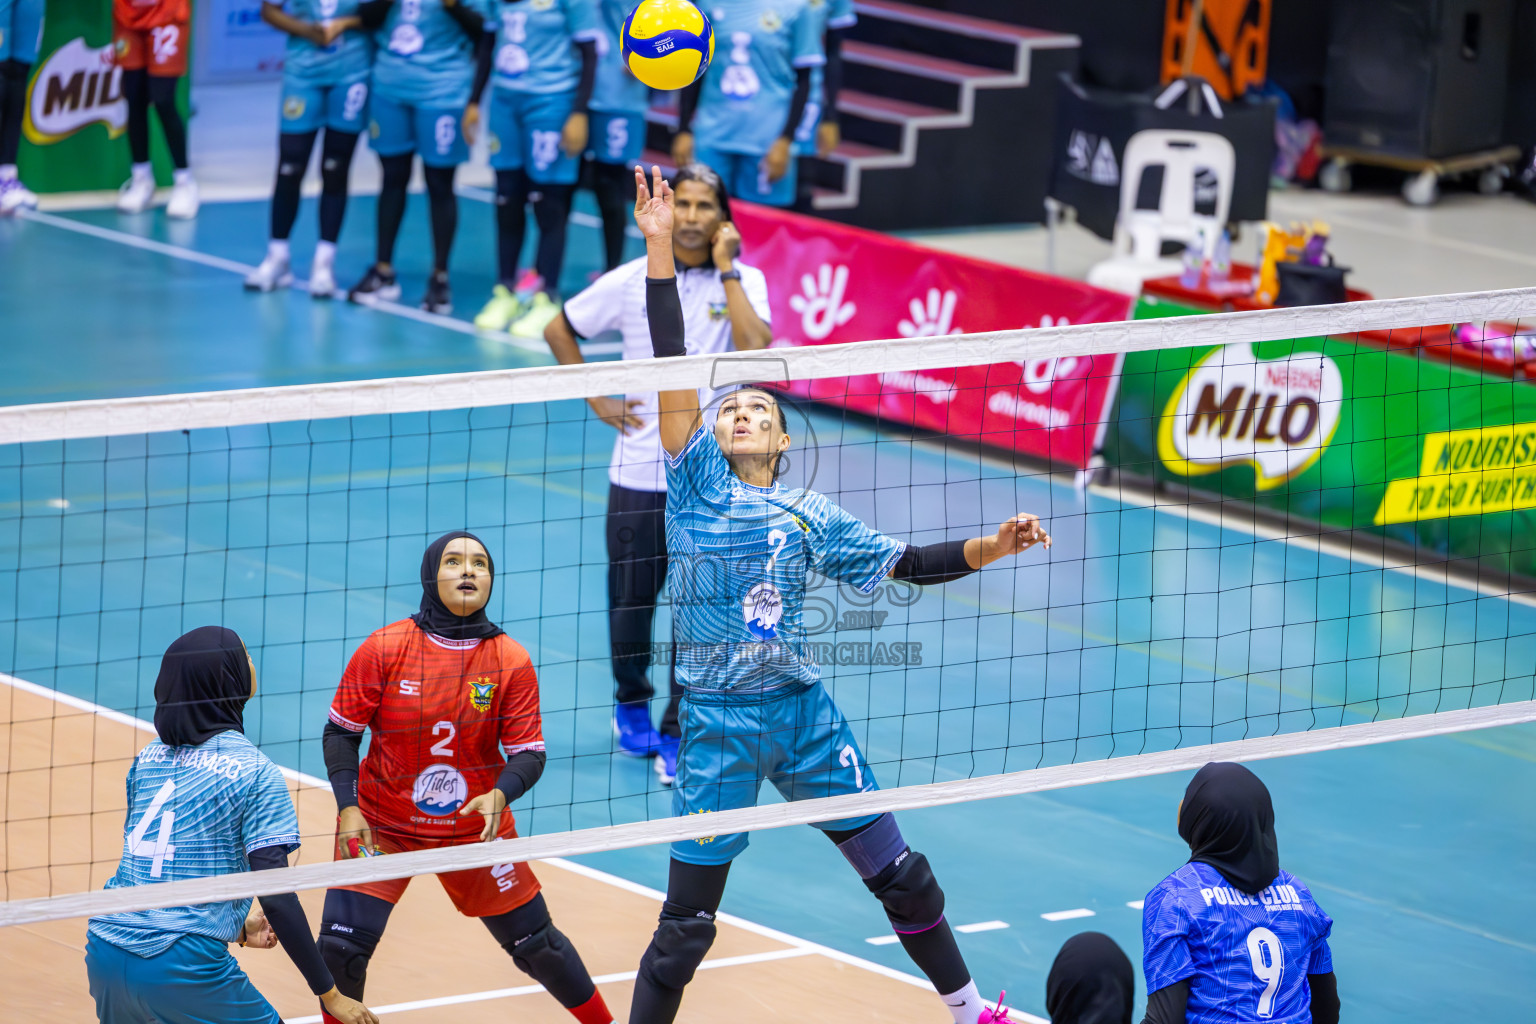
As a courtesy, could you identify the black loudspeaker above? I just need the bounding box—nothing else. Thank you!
[1324,0,1513,159]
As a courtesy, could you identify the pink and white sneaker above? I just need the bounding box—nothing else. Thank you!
[978,990,1017,1023]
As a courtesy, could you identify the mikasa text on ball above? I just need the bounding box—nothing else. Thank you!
[621,0,715,91]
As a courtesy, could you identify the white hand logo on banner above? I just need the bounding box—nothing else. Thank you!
[788,264,857,340]
[897,288,961,338]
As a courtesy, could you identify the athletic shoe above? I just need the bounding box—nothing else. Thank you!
[348,265,401,305]
[309,262,338,299]
[979,990,1016,1023]
[421,273,452,315]
[0,178,38,214]
[473,284,526,330]
[166,177,200,219]
[654,734,679,786]
[117,174,156,214]
[613,704,662,758]
[509,291,561,338]
[244,253,293,292]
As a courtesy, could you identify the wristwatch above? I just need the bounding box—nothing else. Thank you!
[719,269,742,284]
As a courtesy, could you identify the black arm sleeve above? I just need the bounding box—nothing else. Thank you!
[646,277,686,357]
[572,39,597,113]
[676,79,702,134]
[1308,972,1340,1024]
[822,28,847,126]
[1140,980,1190,1024]
[889,540,974,585]
[322,721,362,812]
[248,845,336,996]
[470,28,496,105]
[356,0,391,30]
[443,0,486,40]
[780,66,813,140]
[495,749,547,804]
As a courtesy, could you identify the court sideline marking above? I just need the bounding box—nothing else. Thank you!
[0,672,1047,1024]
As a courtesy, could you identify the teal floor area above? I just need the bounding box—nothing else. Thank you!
[3,199,1534,1022]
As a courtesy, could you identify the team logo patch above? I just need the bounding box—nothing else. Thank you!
[743,581,782,641]
[282,96,306,120]
[760,10,783,31]
[412,763,468,816]
[469,677,496,712]
[708,302,728,321]
[531,0,554,9]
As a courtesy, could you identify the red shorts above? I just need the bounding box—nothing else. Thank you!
[113,21,190,77]
[332,818,541,917]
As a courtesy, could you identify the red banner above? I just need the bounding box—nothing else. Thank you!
[732,204,1134,468]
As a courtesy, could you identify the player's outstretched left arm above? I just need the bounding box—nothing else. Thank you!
[634,164,702,457]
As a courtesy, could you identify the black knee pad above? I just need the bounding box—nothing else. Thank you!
[868,850,946,933]
[639,905,717,992]
[320,130,359,191]
[316,926,380,991]
[277,131,315,182]
[503,921,566,974]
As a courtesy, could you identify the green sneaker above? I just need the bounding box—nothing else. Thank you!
[509,291,563,339]
[473,284,526,331]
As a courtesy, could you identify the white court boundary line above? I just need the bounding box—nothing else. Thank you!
[4,666,1531,927]
[0,673,1044,1022]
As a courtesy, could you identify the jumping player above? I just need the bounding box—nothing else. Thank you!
[790,0,854,212]
[583,0,647,272]
[626,165,1050,1024]
[470,0,600,337]
[113,0,198,218]
[0,0,44,213]
[246,1,372,296]
[86,626,376,1024]
[348,0,495,313]
[317,532,615,1024]
[1141,763,1340,1024]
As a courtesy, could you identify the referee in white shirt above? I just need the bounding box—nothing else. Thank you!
[543,163,774,785]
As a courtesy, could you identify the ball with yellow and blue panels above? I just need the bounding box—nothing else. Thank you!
[621,0,715,91]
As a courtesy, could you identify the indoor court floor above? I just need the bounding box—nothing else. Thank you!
[2,193,1534,1024]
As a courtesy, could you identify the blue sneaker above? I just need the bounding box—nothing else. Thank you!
[654,734,679,786]
[613,704,663,757]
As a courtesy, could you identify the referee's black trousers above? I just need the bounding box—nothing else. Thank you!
[607,484,682,737]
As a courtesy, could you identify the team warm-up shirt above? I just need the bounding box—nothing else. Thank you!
[692,0,824,155]
[591,0,648,114]
[373,0,495,107]
[1143,862,1335,1024]
[664,422,905,698]
[114,0,190,29]
[329,619,545,841]
[562,256,772,492]
[281,0,374,84]
[88,732,301,958]
[491,0,600,94]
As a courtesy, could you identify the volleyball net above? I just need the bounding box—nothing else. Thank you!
[3,288,1535,928]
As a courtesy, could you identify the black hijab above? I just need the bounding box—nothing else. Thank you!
[410,531,505,641]
[1179,761,1281,895]
[153,626,253,747]
[1046,932,1135,1024]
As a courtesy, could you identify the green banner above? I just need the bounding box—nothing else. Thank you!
[1104,297,1536,580]
[20,0,187,192]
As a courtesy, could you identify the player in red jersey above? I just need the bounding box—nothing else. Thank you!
[316,531,615,1024]
[112,0,197,217]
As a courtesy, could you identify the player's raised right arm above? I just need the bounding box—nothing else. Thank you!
[634,164,701,457]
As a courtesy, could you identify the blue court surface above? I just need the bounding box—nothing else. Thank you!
[3,199,1534,1023]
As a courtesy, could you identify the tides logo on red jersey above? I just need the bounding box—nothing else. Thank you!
[412,763,469,816]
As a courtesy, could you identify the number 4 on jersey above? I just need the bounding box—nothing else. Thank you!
[126,780,178,878]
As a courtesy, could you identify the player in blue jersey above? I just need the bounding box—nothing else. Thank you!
[246,1,372,297]
[1141,763,1341,1024]
[348,0,496,313]
[85,626,377,1024]
[671,0,823,208]
[0,0,44,213]
[790,0,853,211]
[625,165,1051,1024]
[470,0,601,337]
[583,0,647,271]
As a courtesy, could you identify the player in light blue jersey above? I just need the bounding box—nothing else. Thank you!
[0,0,45,213]
[1141,763,1341,1024]
[85,626,377,1024]
[246,1,373,297]
[624,166,1051,1024]
[584,0,647,271]
[347,0,497,314]
[790,0,852,211]
[672,0,823,208]
[470,0,601,338]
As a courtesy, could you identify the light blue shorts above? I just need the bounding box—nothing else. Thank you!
[488,88,580,183]
[587,110,646,166]
[369,94,467,166]
[671,683,881,865]
[279,71,370,136]
[0,0,46,65]
[85,932,282,1024]
[693,143,797,208]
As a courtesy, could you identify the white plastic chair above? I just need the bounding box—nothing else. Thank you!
[1087,129,1236,295]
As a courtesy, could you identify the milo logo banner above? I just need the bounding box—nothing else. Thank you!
[1106,301,1536,581]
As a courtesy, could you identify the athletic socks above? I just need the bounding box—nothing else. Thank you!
[314,240,337,271]
[266,239,291,263]
[567,989,614,1024]
[173,168,194,187]
[940,979,986,1024]
[131,162,153,183]
[0,164,15,181]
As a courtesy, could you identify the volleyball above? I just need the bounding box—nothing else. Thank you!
[621,0,715,91]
